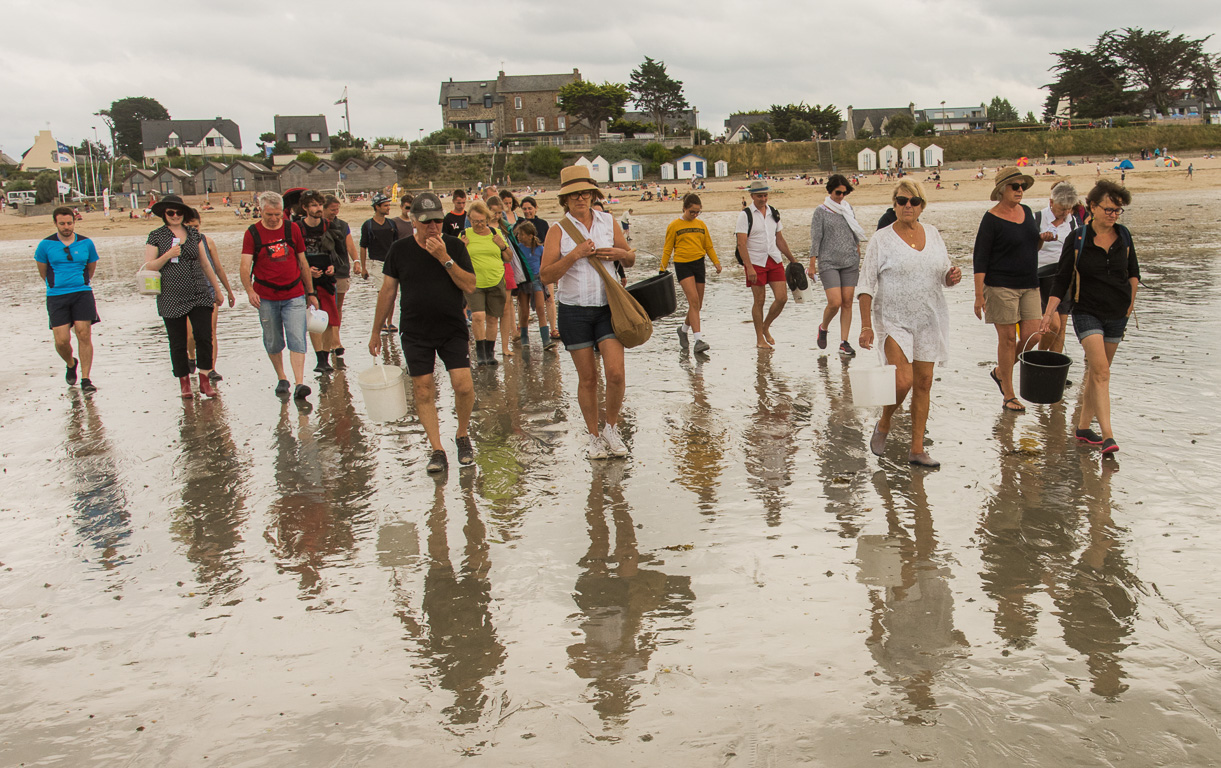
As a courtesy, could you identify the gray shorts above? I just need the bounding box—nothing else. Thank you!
[818,264,859,289]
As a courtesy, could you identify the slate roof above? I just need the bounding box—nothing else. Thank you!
[274,115,330,151]
[227,159,277,175]
[141,119,242,151]
[498,72,580,92]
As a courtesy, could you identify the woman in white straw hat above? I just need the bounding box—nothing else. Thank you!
[538,166,636,460]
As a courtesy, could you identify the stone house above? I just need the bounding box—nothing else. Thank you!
[838,105,923,140]
[274,115,330,153]
[723,113,770,143]
[439,69,593,142]
[141,118,242,162]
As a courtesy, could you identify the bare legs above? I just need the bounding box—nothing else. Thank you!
[993,319,1039,408]
[877,337,935,454]
[569,338,626,436]
[412,367,475,452]
[819,286,855,343]
[53,321,94,379]
[750,280,787,348]
[1078,335,1119,439]
[679,276,704,333]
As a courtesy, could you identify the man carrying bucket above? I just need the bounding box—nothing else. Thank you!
[369,192,478,474]
[35,206,100,392]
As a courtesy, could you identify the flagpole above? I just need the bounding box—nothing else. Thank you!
[72,148,82,197]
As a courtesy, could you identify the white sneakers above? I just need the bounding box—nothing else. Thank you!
[601,423,629,457]
[587,424,629,459]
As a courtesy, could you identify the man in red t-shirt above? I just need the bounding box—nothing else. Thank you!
[240,190,318,400]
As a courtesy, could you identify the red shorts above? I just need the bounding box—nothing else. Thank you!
[316,286,341,327]
[746,258,785,287]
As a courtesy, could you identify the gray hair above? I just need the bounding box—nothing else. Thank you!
[258,191,283,211]
[1049,181,1079,209]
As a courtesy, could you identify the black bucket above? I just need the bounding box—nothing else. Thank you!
[627,272,677,320]
[1019,347,1072,404]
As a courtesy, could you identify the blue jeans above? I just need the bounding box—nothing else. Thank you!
[1072,311,1127,344]
[557,303,615,350]
[258,296,307,354]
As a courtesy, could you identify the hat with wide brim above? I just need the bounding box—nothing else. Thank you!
[746,180,771,194]
[990,166,1034,201]
[281,187,307,210]
[557,166,604,199]
[150,194,190,218]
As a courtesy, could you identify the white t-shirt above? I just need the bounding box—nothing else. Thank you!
[556,210,616,307]
[734,204,784,267]
[1036,206,1081,268]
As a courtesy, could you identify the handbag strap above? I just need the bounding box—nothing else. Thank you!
[557,216,616,286]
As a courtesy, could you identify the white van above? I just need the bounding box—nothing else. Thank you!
[5,190,36,206]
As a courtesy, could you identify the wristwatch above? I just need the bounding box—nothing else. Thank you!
[443,259,455,270]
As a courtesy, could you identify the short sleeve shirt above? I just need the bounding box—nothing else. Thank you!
[35,234,99,296]
[382,234,474,340]
[735,205,784,266]
[328,217,353,278]
[360,217,398,261]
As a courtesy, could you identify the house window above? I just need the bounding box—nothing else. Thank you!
[515,97,522,109]
[287,133,297,142]
[516,117,525,132]
[537,117,546,131]
[449,98,468,109]
[310,133,320,141]
[557,116,566,130]
[166,136,180,148]
[233,175,246,191]
[484,95,493,109]
[161,180,174,194]
[683,162,691,171]
[555,94,560,104]
[132,183,143,195]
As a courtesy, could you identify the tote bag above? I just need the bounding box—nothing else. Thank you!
[557,218,652,348]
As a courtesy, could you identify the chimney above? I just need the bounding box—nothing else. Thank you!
[498,70,505,78]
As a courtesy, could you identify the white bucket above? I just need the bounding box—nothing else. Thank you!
[306,306,329,334]
[358,364,408,422]
[849,364,897,407]
[135,269,161,295]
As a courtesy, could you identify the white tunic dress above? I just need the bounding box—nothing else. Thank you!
[858,224,953,365]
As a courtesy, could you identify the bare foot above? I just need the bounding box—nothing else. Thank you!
[502,347,515,356]
[756,338,774,349]
[763,329,776,345]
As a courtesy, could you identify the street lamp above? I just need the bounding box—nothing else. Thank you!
[941,100,948,135]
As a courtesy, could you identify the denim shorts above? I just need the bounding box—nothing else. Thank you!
[557,302,615,350]
[1072,311,1127,344]
[516,278,545,295]
[258,295,307,354]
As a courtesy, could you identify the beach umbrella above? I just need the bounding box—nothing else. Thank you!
[1016,157,1030,167]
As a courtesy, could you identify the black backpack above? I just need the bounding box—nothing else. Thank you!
[734,205,781,265]
[247,221,303,292]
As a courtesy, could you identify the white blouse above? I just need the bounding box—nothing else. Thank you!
[556,210,615,307]
[858,224,953,365]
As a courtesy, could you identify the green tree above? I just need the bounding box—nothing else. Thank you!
[332,147,368,164]
[913,121,937,137]
[526,145,564,177]
[330,131,366,149]
[34,171,58,204]
[557,80,630,133]
[607,117,653,137]
[769,102,843,139]
[407,147,440,177]
[421,127,474,146]
[744,121,773,143]
[629,56,688,136]
[297,151,320,165]
[272,141,291,156]
[884,113,915,137]
[100,97,170,160]
[1024,111,1039,124]
[988,97,1020,122]
[6,179,33,192]
[786,119,814,142]
[694,128,712,145]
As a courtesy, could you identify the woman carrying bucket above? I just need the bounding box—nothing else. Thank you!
[1040,180,1138,454]
[858,179,962,467]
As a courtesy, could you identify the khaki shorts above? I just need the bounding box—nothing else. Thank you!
[468,282,507,318]
[983,285,1041,325]
[334,277,351,294]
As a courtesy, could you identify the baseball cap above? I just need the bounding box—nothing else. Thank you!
[371,193,391,207]
[410,192,446,222]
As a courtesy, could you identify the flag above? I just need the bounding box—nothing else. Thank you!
[57,181,71,195]
[57,140,74,154]
[56,152,73,165]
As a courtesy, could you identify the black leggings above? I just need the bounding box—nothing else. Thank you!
[164,305,214,377]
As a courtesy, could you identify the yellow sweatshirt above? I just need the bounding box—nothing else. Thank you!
[660,217,719,270]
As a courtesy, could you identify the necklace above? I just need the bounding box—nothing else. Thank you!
[895,222,921,245]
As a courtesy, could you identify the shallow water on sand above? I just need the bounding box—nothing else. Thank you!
[2,191,1221,766]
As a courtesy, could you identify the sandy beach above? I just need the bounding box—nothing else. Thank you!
[1,150,1216,242]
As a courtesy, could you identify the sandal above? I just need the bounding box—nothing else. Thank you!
[1003,397,1026,412]
[990,368,1004,395]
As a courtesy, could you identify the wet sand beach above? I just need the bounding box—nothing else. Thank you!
[2,190,1221,765]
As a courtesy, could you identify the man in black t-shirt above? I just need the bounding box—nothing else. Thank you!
[442,189,469,238]
[298,191,339,373]
[361,192,399,331]
[370,192,477,474]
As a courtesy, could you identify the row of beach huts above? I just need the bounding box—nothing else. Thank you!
[574,153,725,183]
[857,143,945,171]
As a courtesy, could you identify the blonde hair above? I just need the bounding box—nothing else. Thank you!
[893,178,928,205]
[466,199,493,225]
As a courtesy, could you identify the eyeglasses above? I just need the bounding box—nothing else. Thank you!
[1008,183,1025,191]
[894,196,925,207]
[569,191,594,200]
[1098,206,1124,216]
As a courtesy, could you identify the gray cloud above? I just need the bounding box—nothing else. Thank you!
[2,0,1218,158]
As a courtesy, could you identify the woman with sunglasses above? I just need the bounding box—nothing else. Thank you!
[973,166,1056,412]
[539,166,635,460]
[808,174,865,356]
[660,193,721,353]
[1040,180,1137,454]
[459,199,510,366]
[858,180,962,468]
[183,209,236,383]
[143,195,224,398]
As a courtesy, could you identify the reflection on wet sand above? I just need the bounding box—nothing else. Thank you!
[817,356,869,538]
[171,399,248,598]
[667,353,727,514]
[978,405,1138,698]
[568,464,695,727]
[63,391,131,570]
[419,472,506,727]
[860,468,966,721]
[743,352,800,526]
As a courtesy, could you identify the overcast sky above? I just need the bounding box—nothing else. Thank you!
[3,0,1219,159]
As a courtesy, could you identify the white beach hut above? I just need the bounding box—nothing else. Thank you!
[879,145,899,170]
[660,162,675,180]
[574,156,594,177]
[902,143,922,169]
[675,153,707,180]
[923,144,944,168]
[588,155,611,183]
[612,158,643,182]
[714,159,729,177]
[857,147,877,172]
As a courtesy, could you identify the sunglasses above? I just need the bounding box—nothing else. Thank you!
[165,209,185,217]
[832,189,849,196]
[894,196,925,207]
[1008,183,1025,191]
[63,245,74,262]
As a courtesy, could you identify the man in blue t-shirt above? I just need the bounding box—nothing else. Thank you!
[35,207,101,391]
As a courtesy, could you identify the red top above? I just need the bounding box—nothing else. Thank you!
[243,221,308,300]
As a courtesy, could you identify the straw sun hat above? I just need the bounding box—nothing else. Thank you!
[991,166,1034,201]
[557,166,604,199]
